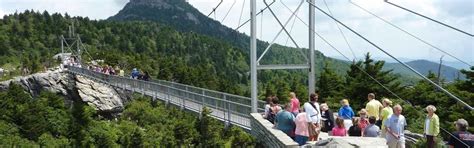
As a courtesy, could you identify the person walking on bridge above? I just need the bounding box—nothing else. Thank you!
[289,92,300,117]
[131,68,139,79]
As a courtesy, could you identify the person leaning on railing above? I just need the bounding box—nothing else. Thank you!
[289,92,300,117]
[274,103,296,139]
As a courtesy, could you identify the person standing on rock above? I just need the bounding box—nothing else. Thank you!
[348,117,362,137]
[380,98,393,138]
[304,93,321,141]
[331,117,346,136]
[365,93,383,127]
[448,119,474,148]
[294,107,309,146]
[338,99,354,130]
[289,92,300,117]
[358,109,370,136]
[320,103,335,135]
[364,116,380,137]
[385,104,406,148]
[424,105,439,148]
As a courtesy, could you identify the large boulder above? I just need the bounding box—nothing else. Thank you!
[0,70,131,114]
[75,75,126,112]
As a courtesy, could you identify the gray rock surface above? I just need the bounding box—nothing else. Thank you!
[0,70,130,113]
[75,75,125,112]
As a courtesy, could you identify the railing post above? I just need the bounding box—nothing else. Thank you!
[182,86,187,110]
[225,95,231,127]
[141,81,145,96]
[166,86,170,106]
[153,83,157,101]
[199,89,205,118]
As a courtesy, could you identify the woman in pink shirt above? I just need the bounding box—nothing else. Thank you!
[332,117,347,136]
[289,92,300,117]
[294,108,308,146]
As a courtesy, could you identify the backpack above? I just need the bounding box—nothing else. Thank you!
[267,107,276,124]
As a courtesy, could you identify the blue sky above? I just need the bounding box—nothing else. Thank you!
[1,0,473,67]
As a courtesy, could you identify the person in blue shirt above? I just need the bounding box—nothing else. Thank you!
[338,99,354,119]
[131,68,139,79]
[338,99,355,130]
[275,103,296,138]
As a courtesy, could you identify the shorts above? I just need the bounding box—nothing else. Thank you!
[343,119,353,130]
[308,123,320,136]
[295,135,309,146]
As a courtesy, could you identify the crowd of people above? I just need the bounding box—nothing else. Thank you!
[263,92,473,148]
[86,65,151,81]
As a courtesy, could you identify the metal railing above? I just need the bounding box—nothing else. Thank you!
[67,66,266,130]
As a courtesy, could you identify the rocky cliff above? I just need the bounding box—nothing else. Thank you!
[0,70,131,114]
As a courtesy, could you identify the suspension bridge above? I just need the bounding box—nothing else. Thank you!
[61,0,472,147]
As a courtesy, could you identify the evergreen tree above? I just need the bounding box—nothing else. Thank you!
[344,53,402,109]
[317,61,344,102]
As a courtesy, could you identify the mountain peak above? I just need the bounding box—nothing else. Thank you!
[128,0,177,8]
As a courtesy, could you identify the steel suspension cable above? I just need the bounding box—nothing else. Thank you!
[237,0,246,28]
[280,0,300,47]
[307,0,473,110]
[236,0,276,30]
[257,0,307,63]
[350,1,472,67]
[384,0,473,37]
[260,10,264,39]
[207,0,223,17]
[280,2,407,103]
[221,0,236,22]
[322,0,357,60]
[299,5,471,145]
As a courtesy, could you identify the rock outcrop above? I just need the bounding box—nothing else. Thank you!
[0,70,131,114]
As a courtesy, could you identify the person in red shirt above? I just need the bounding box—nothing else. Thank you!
[289,92,300,117]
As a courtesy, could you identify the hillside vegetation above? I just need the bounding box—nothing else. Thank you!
[0,83,254,147]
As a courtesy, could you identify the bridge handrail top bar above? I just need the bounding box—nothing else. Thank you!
[155,79,255,100]
[68,67,262,109]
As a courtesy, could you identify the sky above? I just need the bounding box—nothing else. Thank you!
[0,0,473,67]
